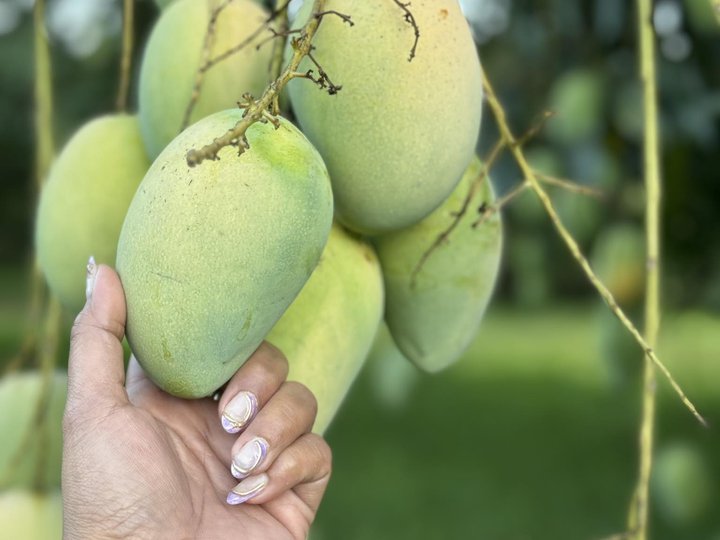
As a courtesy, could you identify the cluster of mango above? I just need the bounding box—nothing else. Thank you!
[33,0,501,439]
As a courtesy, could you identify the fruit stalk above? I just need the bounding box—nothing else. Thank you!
[116,0,134,112]
[186,0,332,166]
[481,71,705,426]
[626,0,662,537]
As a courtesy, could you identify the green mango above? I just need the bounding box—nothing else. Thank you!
[374,157,502,372]
[590,224,645,308]
[366,323,420,412]
[0,371,67,491]
[139,0,272,159]
[0,491,62,540]
[288,0,482,234]
[116,108,333,398]
[35,115,149,313]
[267,223,383,434]
[652,441,714,525]
[155,0,266,10]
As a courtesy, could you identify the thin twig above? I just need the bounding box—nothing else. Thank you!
[186,0,353,166]
[482,70,707,427]
[516,110,555,147]
[180,0,233,130]
[268,0,292,110]
[626,0,662,537]
[536,173,605,199]
[391,0,420,61]
[472,180,529,230]
[116,0,134,111]
[409,139,505,287]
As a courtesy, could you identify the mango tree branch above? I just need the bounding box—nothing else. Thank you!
[626,0,662,537]
[186,0,355,167]
[116,0,134,111]
[482,70,706,427]
[268,0,291,86]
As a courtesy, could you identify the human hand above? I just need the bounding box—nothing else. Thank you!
[62,260,331,539]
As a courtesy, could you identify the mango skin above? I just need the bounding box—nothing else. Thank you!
[267,223,383,434]
[0,491,62,540]
[139,0,272,159]
[0,371,67,490]
[375,157,502,372]
[116,109,333,398]
[288,0,482,234]
[35,115,149,313]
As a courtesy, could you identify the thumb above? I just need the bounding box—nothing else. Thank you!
[66,257,129,417]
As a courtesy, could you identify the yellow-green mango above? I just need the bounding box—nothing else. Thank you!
[0,371,67,491]
[35,115,149,313]
[590,223,645,308]
[652,441,714,525]
[366,323,420,412]
[139,0,272,159]
[116,109,333,398]
[374,157,502,372]
[155,0,265,11]
[267,223,383,434]
[288,0,482,234]
[0,491,62,540]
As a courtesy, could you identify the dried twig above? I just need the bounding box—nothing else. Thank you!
[536,173,605,199]
[186,0,352,166]
[409,140,505,287]
[392,0,420,61]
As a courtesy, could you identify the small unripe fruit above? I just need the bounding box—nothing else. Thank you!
[0,371,67,490]
[35,115,149,313]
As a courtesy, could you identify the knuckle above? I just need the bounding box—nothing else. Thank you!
[284,381,318,416]
[256,342,289,381]
[309,434,333,473]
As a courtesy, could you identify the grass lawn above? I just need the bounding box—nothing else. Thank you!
[318,305,720,540]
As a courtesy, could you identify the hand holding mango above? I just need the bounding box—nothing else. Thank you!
[62,261,331,538]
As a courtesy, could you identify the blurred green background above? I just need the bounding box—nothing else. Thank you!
[0,0,719,538]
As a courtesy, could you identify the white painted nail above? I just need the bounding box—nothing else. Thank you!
[221,391,257,434]
[231,437,268,479]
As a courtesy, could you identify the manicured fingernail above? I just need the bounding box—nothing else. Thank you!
[231,437,268,479]
[221,391,257,434]
[226,473,268,505]
[86,256,97,301]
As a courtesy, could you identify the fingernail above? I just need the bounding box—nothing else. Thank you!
[231,437,268,479]
[221,391,257,434]
[86,256,97,301]
[226,473,268,505]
